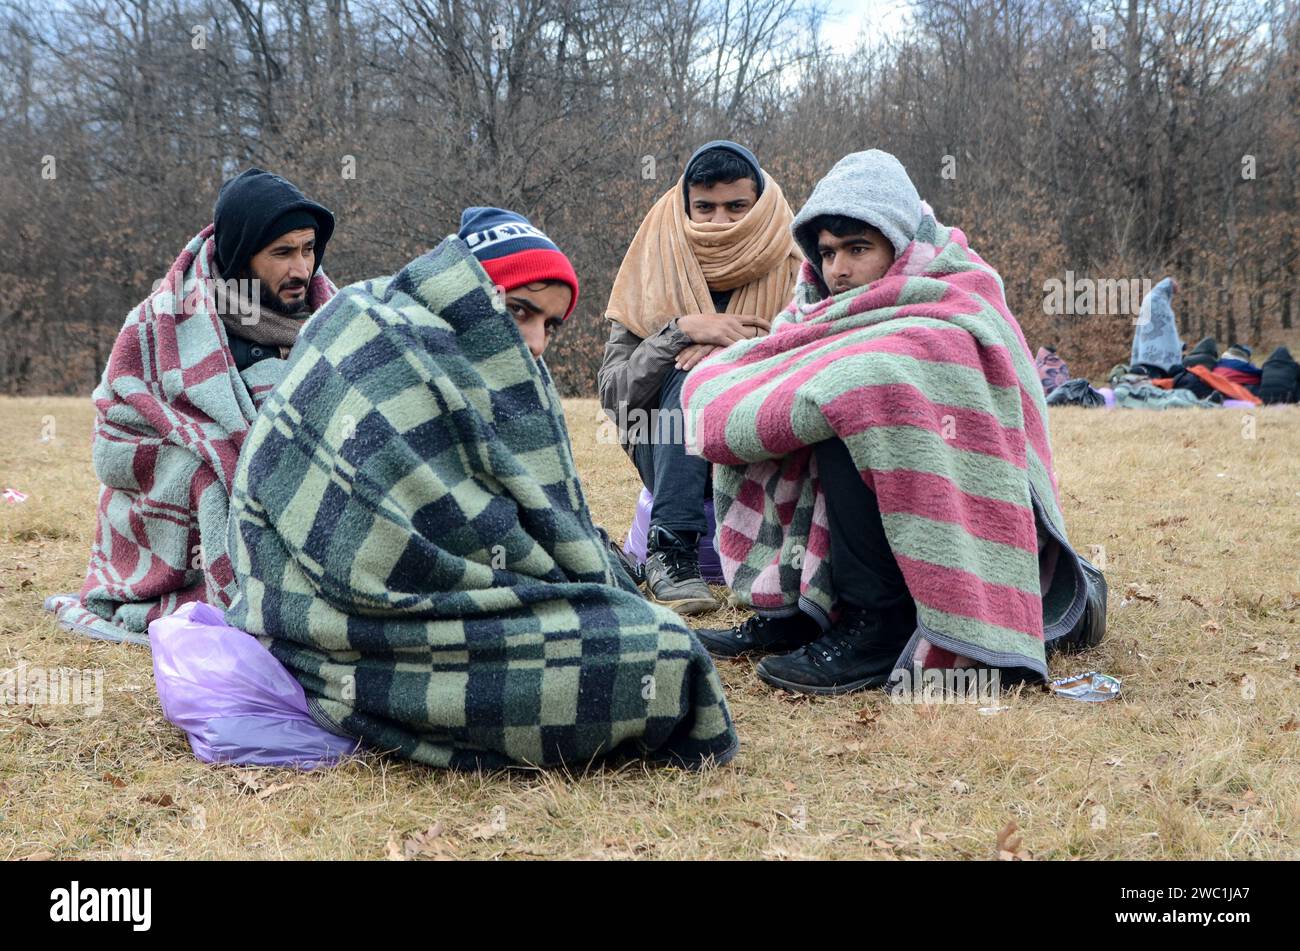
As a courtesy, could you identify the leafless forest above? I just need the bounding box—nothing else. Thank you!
[1,0,1295,395]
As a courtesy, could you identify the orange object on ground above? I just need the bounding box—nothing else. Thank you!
[1186,364,1263,404]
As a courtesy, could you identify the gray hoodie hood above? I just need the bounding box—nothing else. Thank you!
[791,150,922,289]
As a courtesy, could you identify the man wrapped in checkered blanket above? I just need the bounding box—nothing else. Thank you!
[224,214,737,771]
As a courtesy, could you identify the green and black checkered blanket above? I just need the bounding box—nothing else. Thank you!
[224,236,737,770]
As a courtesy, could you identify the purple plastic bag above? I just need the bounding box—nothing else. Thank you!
[149,601,358,768]
[622,487,725,583]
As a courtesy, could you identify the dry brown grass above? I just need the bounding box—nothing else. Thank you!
[2,395,1298,860]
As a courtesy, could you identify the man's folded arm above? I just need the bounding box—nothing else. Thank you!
[597,317,690,418]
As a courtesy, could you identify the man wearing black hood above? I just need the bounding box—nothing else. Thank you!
[211,168,336,369]
[47,169,339,644]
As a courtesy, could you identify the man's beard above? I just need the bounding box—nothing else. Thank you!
[258,278,310,317]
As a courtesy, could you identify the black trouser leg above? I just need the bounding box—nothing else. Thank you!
[812,436,911,612]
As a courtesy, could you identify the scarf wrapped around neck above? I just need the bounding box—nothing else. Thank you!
[214,280,312,355]
[605,172,802,339]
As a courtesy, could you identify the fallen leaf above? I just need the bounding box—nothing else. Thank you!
[591,836,651,860]
[1230,790,1259,813]
[229,770,269,795]
[1280,716,1298,733]
[825,741,869,756]
[1181,594,1206,609]
[254,782,297,800]
[854,706,881,727]
[877,780,921,796]
[1202,620,1221,635]
[139,792,176,809]
[772,689,816,705]
[466,821,504,841]
[101,772,127,788]
[1122,583,1161,606]
[997,820,1032,861]
[390,822,456,860]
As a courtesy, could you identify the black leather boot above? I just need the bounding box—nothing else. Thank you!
[694,612,822,658]
[756,602,916,695]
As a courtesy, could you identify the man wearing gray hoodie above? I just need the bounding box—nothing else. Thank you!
[696,150,1104,696]
[694,151,921,673]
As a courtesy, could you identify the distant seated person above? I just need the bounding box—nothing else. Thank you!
[684,150,1098,695]
[1258,345,1300,404]
[1126,279,1299,405]
[1166,337,1298,405]
[49,169,337,643]
[223,208,737,770]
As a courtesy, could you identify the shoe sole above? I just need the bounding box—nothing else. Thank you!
[649,593,720,616]
[754,664,890,696]
[693,636,755,659]
[694,632,807,660]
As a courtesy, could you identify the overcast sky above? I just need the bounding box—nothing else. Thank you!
[821,0,916,54]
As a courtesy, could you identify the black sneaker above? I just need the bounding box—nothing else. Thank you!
[756,603,916,696]
[644,526,718,616]
[607,534,645,588]
[695,612,822,658]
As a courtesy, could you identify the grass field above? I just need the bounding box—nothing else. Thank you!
[2,395,1298,860]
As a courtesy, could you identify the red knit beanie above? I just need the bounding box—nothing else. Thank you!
[458,207,580,319]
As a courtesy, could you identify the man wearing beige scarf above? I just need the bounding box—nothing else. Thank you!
[599,141,801,615]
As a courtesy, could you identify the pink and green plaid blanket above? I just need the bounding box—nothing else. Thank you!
[48,225,336,644]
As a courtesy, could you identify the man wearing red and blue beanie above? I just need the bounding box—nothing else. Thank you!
[222,200,741,771]
[458,207,579,359]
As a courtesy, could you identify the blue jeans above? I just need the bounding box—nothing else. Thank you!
[631,367,710,536]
